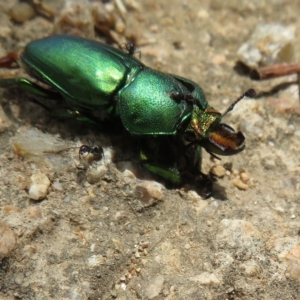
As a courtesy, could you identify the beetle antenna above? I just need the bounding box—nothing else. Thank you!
[222,88,256,117]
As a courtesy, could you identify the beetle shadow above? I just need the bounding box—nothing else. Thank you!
[1,89,26,125]
[1,90,230,200]
[207,182,228,201]
[1,89,60,130]
[180,176,229,201]
[104,133,231,200]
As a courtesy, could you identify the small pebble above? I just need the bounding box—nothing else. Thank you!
[88,254,105,267]
[28,173,51,200]
[211,165,226,178]
[140,241,149,249]
[10,2,36,23]
[237,23,295,68]
[232,178,248,190]
[52,180,63,191]
[240,260,261,277]
[0,222,16,259]
[240,172,251,184]
[135,181,164,203]
[184,243,191,249]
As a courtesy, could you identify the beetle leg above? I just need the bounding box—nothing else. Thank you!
[46,109,100,126]
[0,77,101,125]
[0,77,60,99]
[142,160,181,184]
[139,139,181,184]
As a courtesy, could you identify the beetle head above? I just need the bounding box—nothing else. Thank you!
[185,106,244,157]
[185,89,256,157]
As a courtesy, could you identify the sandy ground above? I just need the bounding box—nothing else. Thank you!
[1,0,300,299]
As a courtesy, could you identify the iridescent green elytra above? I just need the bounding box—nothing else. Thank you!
[0,35,255,196]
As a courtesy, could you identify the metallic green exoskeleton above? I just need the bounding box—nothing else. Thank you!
[0,35,255,196]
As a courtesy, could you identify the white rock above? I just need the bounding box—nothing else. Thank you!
[28,172,51,200]
[237,23,295,68]
[136,180,164,202]
[144,275,164,299]
[11,127,68,159]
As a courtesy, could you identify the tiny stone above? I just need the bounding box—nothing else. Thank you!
[10,2,36,23]
[14,275,23,285]
[150,24,158,32]
[211,165,226,178]
[28,173,51,200]
[240,260,261,277]
[141,259,148,265]
[135,180,164,203]
[0,222,16,259]
[130,269,137,276]
[207,220,212,227]
[140,241,150,249]
[115,18,126,33]
[184,243,191,249]
[52,180,63,191]
[88,255,105,267]
[240,172,251,184]
[232,178,248,190]
[232,169,239,176]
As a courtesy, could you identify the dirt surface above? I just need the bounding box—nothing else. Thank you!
[1,0,300,299]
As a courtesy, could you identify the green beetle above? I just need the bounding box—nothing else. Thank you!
[0,35,255,197]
